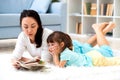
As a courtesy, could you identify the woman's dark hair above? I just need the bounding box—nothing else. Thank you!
[47,31,73,52]
[20,10,43,48]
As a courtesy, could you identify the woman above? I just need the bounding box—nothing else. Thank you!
[11,10,53,69]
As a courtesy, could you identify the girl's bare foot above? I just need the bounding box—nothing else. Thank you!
[92,22,116,34]
[92,22,108,32]
[103,22,116,34]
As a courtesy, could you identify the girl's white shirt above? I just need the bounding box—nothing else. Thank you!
[12,28,53,62]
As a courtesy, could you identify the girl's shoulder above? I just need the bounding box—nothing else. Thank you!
[61,48,74,55]
[72,40,83,46]
[72,40,84,53]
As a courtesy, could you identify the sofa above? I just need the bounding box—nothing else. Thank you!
[0,0,67,39]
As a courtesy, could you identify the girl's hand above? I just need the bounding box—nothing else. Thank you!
[50,51,59,57]
[49,46,60,56]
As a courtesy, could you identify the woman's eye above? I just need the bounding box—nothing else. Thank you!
[31,25,35,28]
[24,26,28,29]
[31,24,36,28]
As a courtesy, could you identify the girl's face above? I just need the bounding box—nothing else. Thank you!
[21,17,38,41]
[48,42,64,55]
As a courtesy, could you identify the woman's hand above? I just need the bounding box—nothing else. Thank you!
[33,56,40,62]
[11,59,21,69]
[11,57,31,69]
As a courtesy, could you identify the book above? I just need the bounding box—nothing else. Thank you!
[76,22,82,34]
[103,3,107,15]
[76,22,79,34]
[100,3,104,15]
[83,3,87,15]
[18,59,45,71]
[86,2,91,15]
[106,4,110,16]
[100,3,113,16]
[90,3,97,15]
[108,4,114,16]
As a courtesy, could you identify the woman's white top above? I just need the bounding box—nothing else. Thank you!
[12,28,53,62]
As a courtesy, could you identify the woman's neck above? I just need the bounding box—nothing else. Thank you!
[30,38,35,43]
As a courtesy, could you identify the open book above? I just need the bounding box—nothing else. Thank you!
[18,59,45,71]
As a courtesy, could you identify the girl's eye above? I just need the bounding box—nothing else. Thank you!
[48,43,54,47]
[48,44,50,47]
[51,43,55,46]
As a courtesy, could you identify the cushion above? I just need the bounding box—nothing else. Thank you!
[30,0,52,13]
[0,0,33,13]
[52,0,59,2]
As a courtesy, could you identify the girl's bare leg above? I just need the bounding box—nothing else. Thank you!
[92,22,114,46]
[103,22,116,33]
[87,22,108,46]
[87,22,116,47]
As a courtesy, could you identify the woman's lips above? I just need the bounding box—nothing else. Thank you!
[28,34,33,36]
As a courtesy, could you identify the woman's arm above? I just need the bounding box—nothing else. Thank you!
[12,32,26,59]
[11,56,32,69]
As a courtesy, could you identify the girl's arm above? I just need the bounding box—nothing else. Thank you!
[53,55,66,68]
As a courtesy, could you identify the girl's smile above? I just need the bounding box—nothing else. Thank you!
[48,42,63,55]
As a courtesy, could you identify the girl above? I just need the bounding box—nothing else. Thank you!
[47,22,120,67]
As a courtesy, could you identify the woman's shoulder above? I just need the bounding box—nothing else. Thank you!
[42,28,53,39]
[17,32,28,40]
[18,32,26,37]
[43,28,53,33]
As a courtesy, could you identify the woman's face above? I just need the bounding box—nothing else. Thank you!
[21,17,38,41]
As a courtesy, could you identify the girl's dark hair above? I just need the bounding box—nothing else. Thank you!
[20,10,43,48]
[47,31,73,51]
